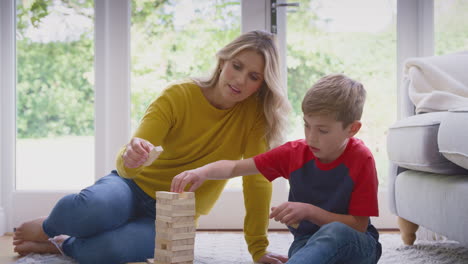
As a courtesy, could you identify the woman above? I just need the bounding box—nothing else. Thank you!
[13,30,291,264]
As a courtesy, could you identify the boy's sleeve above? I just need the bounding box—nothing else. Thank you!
[253,142,292,181]
[348,155,379,216]
[115,89,173,179]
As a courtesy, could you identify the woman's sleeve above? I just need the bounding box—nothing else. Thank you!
[115,89,174,179]
[241,112,273,262]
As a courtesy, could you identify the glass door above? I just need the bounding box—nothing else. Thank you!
[12,0,95,228]
[285,0,398,228]
[434,0,468,55]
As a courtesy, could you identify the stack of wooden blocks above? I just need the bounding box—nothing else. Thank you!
[147,191,196,264]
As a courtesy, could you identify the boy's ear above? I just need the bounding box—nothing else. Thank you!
[347,121,362,137]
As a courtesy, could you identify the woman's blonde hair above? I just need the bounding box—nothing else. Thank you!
[193,30,290,148]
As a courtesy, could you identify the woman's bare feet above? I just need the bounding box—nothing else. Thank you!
[13,217,49,242]
[13,240,60,256]
[13,234,68,256]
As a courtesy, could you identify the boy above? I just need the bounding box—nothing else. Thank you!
[171,74,381,264]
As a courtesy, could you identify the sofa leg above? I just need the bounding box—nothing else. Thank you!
[398,217,419,245]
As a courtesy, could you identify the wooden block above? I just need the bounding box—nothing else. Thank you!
[156,215,195,224]
[170,254,194,263]
[155,243,194,251]
[155,192,194,200]
[156,238,194,251]
[156,231,196,241]
[156,208,196,217]
[290,223,299,229]
[154,249,193,257]
[154,254,194,263]
[156,203,195,211]
[156,191,180,200]
[156,221,195,229]
[179,192,194,199]
[156,238,194,250]
[156,198,195,206]
[143,146,163,166]
[156,225,196,235]
[156,238,195,246]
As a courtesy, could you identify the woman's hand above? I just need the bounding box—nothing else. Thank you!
[258,252,288,264]
[122,137,154,168]
[170,169,207,193]
[269,202,312,227]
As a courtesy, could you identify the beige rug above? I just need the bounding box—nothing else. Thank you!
[14,232,468,263]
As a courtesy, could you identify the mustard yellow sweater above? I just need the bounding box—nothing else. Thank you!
[116,80,272,262]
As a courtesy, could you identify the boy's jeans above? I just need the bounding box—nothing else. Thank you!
[287,222,382,264]
[42,171,156,264]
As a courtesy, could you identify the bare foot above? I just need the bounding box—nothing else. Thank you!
[13,217,49,242]
[13,240,60,256]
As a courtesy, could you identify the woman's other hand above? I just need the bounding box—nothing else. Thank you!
[122,137,154,168]
[258,252,288,264]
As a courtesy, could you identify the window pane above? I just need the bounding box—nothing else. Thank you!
[130,0,241,188]
[16,0,95,190]
[287,0,397,187]
[435,0,468,55]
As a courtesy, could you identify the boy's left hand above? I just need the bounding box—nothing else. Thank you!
[269,202,311,227]
[171,169,206,193]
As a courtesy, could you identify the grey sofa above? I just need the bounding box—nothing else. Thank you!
[386,52,468,246]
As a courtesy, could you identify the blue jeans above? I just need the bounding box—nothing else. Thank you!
[42,171,156,264]
[287,222,382,264]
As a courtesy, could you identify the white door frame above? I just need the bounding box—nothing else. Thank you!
[0,0,16,235]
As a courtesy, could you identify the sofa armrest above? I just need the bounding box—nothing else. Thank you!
[398,74,416,120]
[387,164,409,215]
[387,163,398,214]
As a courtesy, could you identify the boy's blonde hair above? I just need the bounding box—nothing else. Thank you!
[302,74,366,128]
[194,30,291,148]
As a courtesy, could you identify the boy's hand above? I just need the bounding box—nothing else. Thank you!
[122,137,154,168]
[171,169,206,193]
[258,252,288,264]
[269,202,311,227]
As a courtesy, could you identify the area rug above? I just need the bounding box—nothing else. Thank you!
[14,232,468,263]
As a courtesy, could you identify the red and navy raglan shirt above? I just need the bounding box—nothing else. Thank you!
[253,137,379,240]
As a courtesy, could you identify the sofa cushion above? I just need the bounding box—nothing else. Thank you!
[438,108,468,170]
[387,112,467,174]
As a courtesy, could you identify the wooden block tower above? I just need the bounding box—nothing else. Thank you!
[147,191,196,264]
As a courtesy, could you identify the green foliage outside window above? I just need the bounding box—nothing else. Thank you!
[17,0,94,138]
[16,0,468,188]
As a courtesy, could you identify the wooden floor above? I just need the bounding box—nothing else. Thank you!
[0,230,399,264]
[0,234,19,264]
